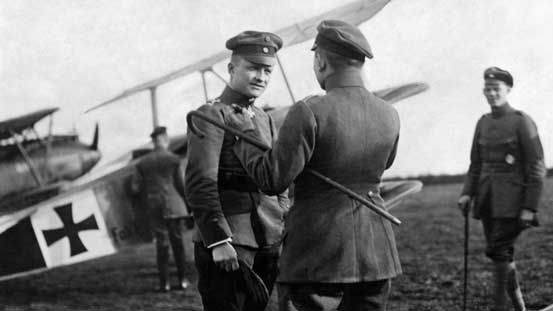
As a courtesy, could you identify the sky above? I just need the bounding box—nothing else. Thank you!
[1,0,553,177]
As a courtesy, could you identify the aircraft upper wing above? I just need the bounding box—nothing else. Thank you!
[0,108,59,140]
[86,0,391,113]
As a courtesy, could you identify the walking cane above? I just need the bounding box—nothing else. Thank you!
[186,110,402,226]
[462,200,470,311]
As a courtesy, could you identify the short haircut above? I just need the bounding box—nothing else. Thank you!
[230,54,245,66]
[318,48,364,70]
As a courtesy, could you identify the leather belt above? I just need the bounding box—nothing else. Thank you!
[481,162,522,173]
[218,171,259,192]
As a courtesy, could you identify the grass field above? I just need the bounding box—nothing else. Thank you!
[1,180,552,311]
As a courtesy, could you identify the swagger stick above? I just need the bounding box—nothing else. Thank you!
[186,110,401,226]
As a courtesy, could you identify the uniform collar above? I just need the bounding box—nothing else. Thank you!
[490,103,513,117]
[324,69,364,91]
[219,86,256,107]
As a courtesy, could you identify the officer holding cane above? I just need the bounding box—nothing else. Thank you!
[458,67,545,311]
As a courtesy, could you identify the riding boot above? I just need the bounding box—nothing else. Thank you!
[506,262,526,311]
[157,245,170,292]
[492,261,509,311]
[175,258,190,290]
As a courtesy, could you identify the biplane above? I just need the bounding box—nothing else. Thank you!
[0,0,426,282]
[0,108,101,212]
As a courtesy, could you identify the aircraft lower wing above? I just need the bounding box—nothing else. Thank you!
[0,173,419,281]
[381,180,423,210]
[0,162,151,281]
[269,82,429,129]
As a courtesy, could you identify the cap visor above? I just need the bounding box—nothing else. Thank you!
[243,55,277,66]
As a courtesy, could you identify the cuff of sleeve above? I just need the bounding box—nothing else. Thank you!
[197,215,233,247]
[207,238,233,249]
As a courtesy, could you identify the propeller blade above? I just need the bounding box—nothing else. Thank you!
[90,123,99,150]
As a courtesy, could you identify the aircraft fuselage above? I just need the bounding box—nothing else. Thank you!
[0,136,101,200]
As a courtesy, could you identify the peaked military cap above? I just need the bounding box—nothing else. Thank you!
[484,67,513,87]
[150,126,167,138]
[233,260,269,307]
[311,19,373,61]
[226,31,283,66]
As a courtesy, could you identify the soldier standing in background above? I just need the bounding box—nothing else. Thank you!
[185,30,289,311]
[131,126,190,292]
[458,67,545,311]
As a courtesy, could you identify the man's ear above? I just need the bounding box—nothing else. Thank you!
[315,51,326,72]
[228,62,235,75]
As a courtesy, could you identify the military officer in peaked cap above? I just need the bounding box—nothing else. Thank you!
[458,67,545,311]
[226,20,401,311]
[185,30,289,311]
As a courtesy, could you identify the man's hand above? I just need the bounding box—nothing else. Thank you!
[224,104,255,132]
[212,242,239,272]
[458,195,472,216]
[520,209,536,228]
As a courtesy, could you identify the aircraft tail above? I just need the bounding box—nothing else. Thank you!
[90,123,99,150]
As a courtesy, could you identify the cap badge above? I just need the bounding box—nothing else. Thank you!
[489,74,495,78]
[265,36,270,42]
[262,47,269,53]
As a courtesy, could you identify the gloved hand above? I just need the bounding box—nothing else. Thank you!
[520,209,539,228]
[457,195,472,217]
[223,104,255,132]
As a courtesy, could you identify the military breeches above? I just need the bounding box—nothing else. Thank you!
[482,217,522,262]
[194,243,278,311]
[153,218,187,282]
[278,279,391,311]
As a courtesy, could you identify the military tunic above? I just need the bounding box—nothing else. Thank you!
[134,149,189,221]
[234,70,402,283]
[461,104,545,262]
[462,104,545,219]
[185,86,288,249]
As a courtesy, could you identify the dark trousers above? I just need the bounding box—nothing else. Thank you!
[481,217,522,263]
[278,279,391,311]
[253,244,280,295]
[153,218,187,285]
[194,243,280,311]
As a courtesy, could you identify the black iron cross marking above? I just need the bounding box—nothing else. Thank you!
[42,203,99,257]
